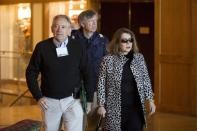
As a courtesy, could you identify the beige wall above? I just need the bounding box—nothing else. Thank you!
[32,3,43,48]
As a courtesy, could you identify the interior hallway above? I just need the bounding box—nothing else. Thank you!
[0,0,197,131]
[0,105,196,131]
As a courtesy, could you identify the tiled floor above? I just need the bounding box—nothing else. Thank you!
[0,105,197,131]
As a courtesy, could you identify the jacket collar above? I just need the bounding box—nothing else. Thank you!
[76,28,100,41]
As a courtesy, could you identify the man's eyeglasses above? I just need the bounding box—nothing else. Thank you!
[120,38,134,43]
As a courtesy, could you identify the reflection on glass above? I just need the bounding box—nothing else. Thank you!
[48,0,87,37]
[17,3,31,52]
[0,3,31,83]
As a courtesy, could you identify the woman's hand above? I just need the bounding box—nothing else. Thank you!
[97,106,106,118]
[148,101,156,116]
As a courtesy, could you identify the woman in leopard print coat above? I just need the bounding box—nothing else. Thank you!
[97,28,156,131]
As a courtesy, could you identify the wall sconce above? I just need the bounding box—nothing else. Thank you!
[18,4,31,20]
[68,0,87,29]
[17,4,31,51]
[17,4,31,38]
[69,0,87,10]
[69,0,73,9]
[79,0,84,9]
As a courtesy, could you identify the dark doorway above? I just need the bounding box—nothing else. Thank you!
[100,2,129,40]
[130,2,154,89]
[100,2,154,90]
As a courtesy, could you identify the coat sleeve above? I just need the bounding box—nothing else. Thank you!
[97,57,107,106]
[80,44,94,102]
[140,54,154,101]
[103,37,109,56]
[26,44,42,101]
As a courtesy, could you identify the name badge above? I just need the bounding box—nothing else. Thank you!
[56,47,68,57]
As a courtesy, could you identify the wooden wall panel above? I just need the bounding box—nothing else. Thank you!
[192,0,197,115]
[160,0,191,56]
[159,63,192,113]
[155,0,194,115]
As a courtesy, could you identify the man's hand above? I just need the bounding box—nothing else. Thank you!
[97,106,106,118]
[86,102,92,114]
[38,97,48,110]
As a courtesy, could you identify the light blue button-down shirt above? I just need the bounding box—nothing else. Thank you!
[53,38,68,48]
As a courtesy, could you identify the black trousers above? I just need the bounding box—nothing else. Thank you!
[121,106,144,131]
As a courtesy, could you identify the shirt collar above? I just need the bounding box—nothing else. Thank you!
[53,38,68,48]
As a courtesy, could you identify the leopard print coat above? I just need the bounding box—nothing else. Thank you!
[97,53,154,131]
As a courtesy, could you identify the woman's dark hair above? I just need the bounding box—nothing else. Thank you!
[108,27,139,54]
